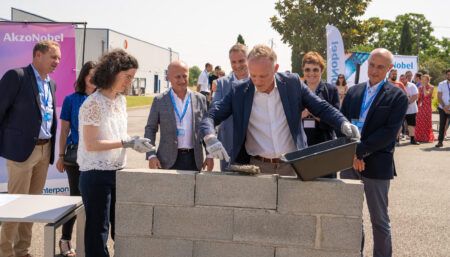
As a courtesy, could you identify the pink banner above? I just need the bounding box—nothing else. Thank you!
[0,22,76,107]
[0,22,77,193]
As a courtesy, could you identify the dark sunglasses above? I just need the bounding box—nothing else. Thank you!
[304,67,321,73]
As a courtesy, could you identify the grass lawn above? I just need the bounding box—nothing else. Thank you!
[126,96,153,108]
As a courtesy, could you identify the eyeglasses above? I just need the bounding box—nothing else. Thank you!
[304,68,321,73]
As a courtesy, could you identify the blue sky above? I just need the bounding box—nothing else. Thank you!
[1,0,448,72]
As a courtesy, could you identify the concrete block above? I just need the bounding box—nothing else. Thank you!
[117,169,196,206]
[278,178,364,216]
[194,241,274,257]
[195,172,277,209]
[276,247,360,257]
[153,206,233,240]
[115,203,153,236]
[321,216,362,251]
[115,236,193,257]
[233,209,316,247]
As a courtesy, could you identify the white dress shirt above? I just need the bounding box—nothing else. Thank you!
[360,80,385,122]
[198,70,210,92]
[171,89,194,149]
[437,80,450,109]
[245,82,297,159]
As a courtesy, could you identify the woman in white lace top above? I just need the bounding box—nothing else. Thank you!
[78,49,154,257]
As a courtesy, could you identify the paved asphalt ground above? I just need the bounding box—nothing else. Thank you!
[3,107,449,257]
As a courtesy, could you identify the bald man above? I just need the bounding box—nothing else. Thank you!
[144,61,213,171]
[340,48,408,257]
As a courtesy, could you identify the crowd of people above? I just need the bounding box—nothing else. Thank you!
[0,39,449,257]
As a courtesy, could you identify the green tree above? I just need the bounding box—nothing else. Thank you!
[237,34,246,45]
[364,13,436,55]
[399,20,413,55]
[189,66,201,86]
[270,0,371,73]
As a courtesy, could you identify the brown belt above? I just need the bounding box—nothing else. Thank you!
[36,139,50,145]
[253,155,282,164]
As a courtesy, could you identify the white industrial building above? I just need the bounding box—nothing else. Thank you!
[7,7,179,95]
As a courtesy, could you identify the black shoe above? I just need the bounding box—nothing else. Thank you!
[410,140,420,145]
[435,142,443,147]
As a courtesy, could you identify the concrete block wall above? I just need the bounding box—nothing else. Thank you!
[116,169,364,257]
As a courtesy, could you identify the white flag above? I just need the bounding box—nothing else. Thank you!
[326,24,345,85]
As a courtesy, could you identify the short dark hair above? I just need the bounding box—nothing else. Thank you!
[415,72,423,79]
[205,63,212,69]
[33,40,60,57]
[92,49,138,89]
[75,61,96,93]
[446,68,450,74]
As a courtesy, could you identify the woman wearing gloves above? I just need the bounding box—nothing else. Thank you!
[77,49,154,257]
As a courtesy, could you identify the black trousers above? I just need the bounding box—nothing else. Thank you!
[437,108,450,143]
[170,150,198,171]
[61,165,81,240]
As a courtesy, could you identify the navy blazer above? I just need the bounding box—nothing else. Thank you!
[340,81,408,179]
[0,65,57,164]
[200,72,347,164]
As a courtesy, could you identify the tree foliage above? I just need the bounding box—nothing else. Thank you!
[188,66,201,86]
[270,0,371,72]
[399,20,413,55]
[237,34,246,45]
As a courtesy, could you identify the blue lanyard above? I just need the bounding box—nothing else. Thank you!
[169,89,191,123]
[37,80,50,108]
[360,80,385,119]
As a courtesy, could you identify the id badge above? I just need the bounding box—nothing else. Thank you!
[303,118,316,128]
[176,128,185,137]
[351,119,364,133]
[43,112,52,121]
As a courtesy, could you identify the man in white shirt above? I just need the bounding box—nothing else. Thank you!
[200,45,359,175]
[197,63,213,104]
[145,60,213,171]
[435,68,450,147]
[400,73,420,145]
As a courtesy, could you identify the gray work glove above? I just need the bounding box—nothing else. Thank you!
[122,136,155,153]
[205,136,230,162]
[341,121,361,139]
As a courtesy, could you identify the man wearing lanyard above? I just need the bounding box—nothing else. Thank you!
[340,48,408,257]
[145,60,213,171]
[0,40,60,257]
[435,68,450,147]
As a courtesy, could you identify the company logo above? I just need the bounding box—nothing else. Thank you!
[42,186,70,195]
[3,33,64,42]
[330,41,341,84]
[394,61,414,70]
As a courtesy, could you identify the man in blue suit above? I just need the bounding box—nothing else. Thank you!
[200,44,360,175]
[211,43,249,171]
[0,40,60,257]
[340,48,408,257]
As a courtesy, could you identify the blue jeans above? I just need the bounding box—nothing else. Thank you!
[79,170,116,257]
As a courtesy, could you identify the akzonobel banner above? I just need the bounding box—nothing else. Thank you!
[344,52,418,87]
[326,24,345,85]
[0,22,76,194]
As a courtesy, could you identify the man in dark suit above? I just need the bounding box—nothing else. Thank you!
[211,43,249,171]
[200,44,359,175]
[145,60,213,171]
[0,40,61,257]
[340,48,408,257]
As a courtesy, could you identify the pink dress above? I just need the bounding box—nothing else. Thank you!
[415,85,435,142]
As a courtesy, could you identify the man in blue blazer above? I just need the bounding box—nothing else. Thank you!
[200,44,359,175]
[211,43,249,171]
[0,40,60,257]
[340,48,408,257]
